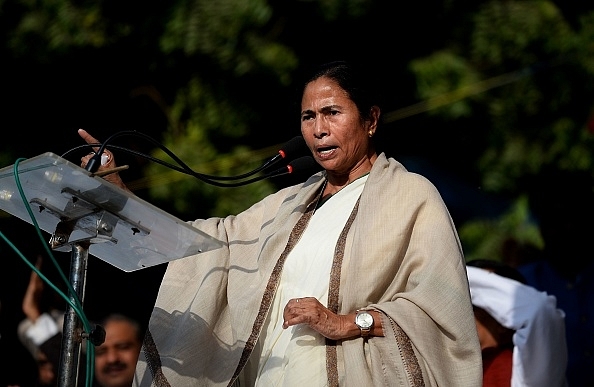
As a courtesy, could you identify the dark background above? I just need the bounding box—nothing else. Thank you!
[1,0,592,385]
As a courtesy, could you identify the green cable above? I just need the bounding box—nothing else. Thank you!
[4,157,97,386]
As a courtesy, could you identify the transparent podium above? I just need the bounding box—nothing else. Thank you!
[0,152,224,386]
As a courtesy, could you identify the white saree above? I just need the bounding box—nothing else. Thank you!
[244,175,367,386]
[134,153,482,387]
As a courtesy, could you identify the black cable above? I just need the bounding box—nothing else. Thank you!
[61,131,314,187]
[192,156,317,187]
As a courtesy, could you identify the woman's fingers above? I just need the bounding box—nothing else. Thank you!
[78,128,102,152]
[78,129,115,168]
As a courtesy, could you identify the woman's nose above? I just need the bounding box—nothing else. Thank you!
[313,118,328,138]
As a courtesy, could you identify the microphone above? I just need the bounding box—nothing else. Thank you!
[262,136,309,170]
[85,152,104,173]
[213,156,317,187]
[186,135,309,182]
[267,155,317,177]
[76,130,313,185]
[283,156,317,175]
[84,131,134,173]
[211,136,309,181]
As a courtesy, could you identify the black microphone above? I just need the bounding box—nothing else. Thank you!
[212,156,317,187]
[267,156,317,178]
[262,136,309,170]
[84,152,104,173]
[285,156,317,174]
[84,131,134,173]
[191,135,310,182]
[215,136,310,181]
[76,130,313,185]
[187,135,310,182]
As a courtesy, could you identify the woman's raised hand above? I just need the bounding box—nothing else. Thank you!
[78,129,128,190]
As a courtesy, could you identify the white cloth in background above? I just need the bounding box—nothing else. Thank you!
[24,313,59,345]
[467,266,568,387]
[17,309,64,361]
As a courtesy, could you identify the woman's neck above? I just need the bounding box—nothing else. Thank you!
[324,170,370,196]
[325,157,375,195]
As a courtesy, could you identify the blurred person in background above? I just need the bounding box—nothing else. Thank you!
[467,259,567,387]
[93,313,143,387]
[17,256,64,387]
[518,169,594,386]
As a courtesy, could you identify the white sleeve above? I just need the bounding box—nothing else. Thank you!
[466,266,568,387]
[24,312,60,346]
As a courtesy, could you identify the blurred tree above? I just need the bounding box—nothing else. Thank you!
[409,0,594,261]
[2,0,594,250]
[139,0,300,217]
[4,1,594,384]
[1,0,301,218]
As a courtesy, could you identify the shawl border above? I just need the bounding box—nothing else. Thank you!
[325,198,361,387]
[388,317,424,387]
[227,184,324,386]
[142,328,171,387]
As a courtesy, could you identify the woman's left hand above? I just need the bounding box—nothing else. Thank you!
[282,297,354,340]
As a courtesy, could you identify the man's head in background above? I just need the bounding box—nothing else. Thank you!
[94,313,143,387]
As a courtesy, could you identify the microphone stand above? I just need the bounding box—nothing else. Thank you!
[7,132,315,386]
[0,152,226,387]
[58,242,90,387]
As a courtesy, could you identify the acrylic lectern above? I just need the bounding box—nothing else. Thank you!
[0,152,224,386]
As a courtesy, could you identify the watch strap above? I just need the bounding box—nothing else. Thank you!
[360,325,371,337]
[355,309,373,337]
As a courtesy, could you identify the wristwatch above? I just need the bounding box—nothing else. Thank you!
[355,310,374,337]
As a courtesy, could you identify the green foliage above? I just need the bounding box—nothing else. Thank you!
[471,1,594,191]
[315,0,374,20]
[410,51,482,119]
[3,0,594,260]
[459,195,543,262]
[171,76,253,139]
[471,1,574,67]
[409,0,594,259]
[139,0,300,217]
[8,0,118,57]
[143,76,280,218]
[160,0,297,80]
[2,0,301,219]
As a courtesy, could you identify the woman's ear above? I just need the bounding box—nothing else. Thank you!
[368,105,381,133]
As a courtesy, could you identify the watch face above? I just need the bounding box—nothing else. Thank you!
[356,311,373,328]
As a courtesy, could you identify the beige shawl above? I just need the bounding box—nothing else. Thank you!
[135,153,482,386]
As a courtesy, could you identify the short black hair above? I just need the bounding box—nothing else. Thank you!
[99,313,143,343]
[300,60,384,122]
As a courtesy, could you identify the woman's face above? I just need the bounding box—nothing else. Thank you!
[300,76,377,178]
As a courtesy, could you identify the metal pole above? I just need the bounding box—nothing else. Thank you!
[58,242,90,387]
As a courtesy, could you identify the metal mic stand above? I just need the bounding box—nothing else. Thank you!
[0,152,224,386]
[58,241,90,387]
